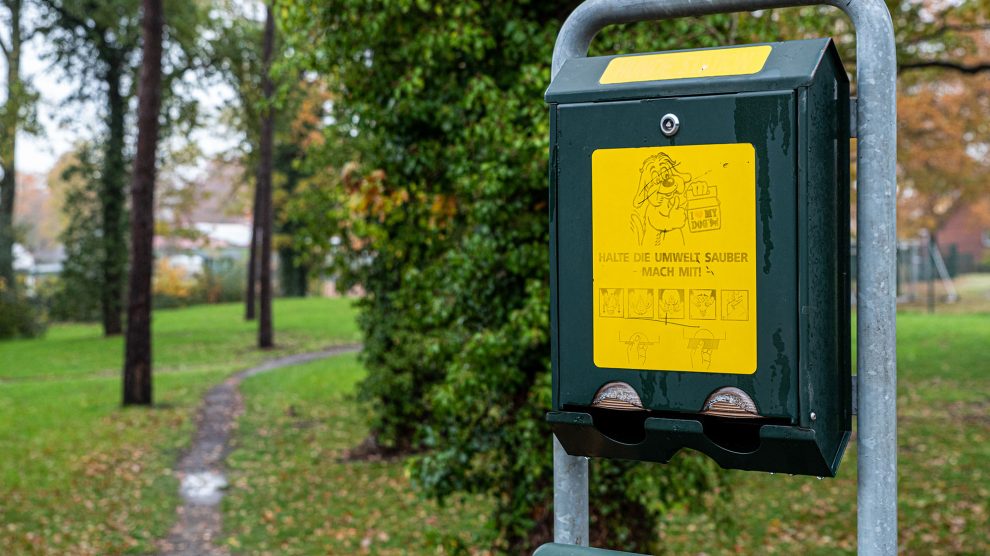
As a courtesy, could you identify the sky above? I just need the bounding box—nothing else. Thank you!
[15,31,78,175]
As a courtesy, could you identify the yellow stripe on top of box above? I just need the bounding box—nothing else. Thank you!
[599,45,772,85]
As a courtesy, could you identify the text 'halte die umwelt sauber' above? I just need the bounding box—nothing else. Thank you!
[597,251,749,263]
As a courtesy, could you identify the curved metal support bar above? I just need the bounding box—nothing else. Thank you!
[552,0,891,82]
[550,1,897,554]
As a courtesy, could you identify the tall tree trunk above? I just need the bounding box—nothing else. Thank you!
[101,58,128,336]
[0,0,23,292]
[245,177,260,320]
[257,3,275,349]
[123,0,164,406]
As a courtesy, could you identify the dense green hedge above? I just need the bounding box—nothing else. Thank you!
[275,2,819,551]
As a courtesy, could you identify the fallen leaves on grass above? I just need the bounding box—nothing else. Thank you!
[658,377,989,555]
[223,366,494,555]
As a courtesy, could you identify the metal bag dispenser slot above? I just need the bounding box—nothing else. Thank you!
[547,39,852,477]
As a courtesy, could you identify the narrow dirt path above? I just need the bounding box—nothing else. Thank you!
[157,344,362,556]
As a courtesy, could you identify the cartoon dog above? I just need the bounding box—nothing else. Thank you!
[630,153,710,247]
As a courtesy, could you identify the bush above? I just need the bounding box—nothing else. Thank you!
[41,275,100,323]
[190,258,247,305]
[979,251,990,273]
[152,257,195,309]
[0,279,47,340]
[152,256,246,309]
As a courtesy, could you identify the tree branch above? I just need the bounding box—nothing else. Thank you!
[40,1,108,50]
[25,24,49,41]
[899,60,990,74]
[0,34,9,57]
[914,22,990,42]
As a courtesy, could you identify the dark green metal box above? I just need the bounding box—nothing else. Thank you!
[546,39,852,477]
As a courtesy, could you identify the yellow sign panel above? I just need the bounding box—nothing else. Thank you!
[599,45,772,85]
[592,144,757,374]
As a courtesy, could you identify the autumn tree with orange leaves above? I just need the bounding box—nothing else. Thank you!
[765,2,990,237]
[897,18,990,237]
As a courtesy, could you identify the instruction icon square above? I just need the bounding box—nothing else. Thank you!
[689,289,717,320]
[599,288,624,318]
[658,289,685,319]
[722,290,750,321]
[626,288,655,319]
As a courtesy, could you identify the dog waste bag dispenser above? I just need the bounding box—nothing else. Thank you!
[547,39,852,477]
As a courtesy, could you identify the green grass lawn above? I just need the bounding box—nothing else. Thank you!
[223,352,494,555]
[222,310,988,555]
[2,293,986,555]
[658,311,990,555]
[0,298,359,555]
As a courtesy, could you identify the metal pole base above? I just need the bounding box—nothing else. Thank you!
[553,435,589,546]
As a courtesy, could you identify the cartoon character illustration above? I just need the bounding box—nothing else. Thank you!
[688,328,720,370]
[659,289,684,318]
[690,289,717,319]
[600,288,623,317]
[630,153,713,247]
[627,288,654,319]
[624,332,656,364]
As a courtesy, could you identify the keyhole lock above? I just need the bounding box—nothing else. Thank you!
[660,113,680,137]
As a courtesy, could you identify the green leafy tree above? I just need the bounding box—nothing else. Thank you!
[0,0,40,292]
[270,80,333,298]
[206,1,265,319]
[51,145,104,322]
[0,0,46,341]
[39,0,204,334]
[206,1,320,311]
[40,0,142,335]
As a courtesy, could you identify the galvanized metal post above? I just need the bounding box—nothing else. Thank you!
[554,435,590,545]
[550,1,897,553]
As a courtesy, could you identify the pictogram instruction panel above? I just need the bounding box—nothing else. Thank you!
[592,143,757,374]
